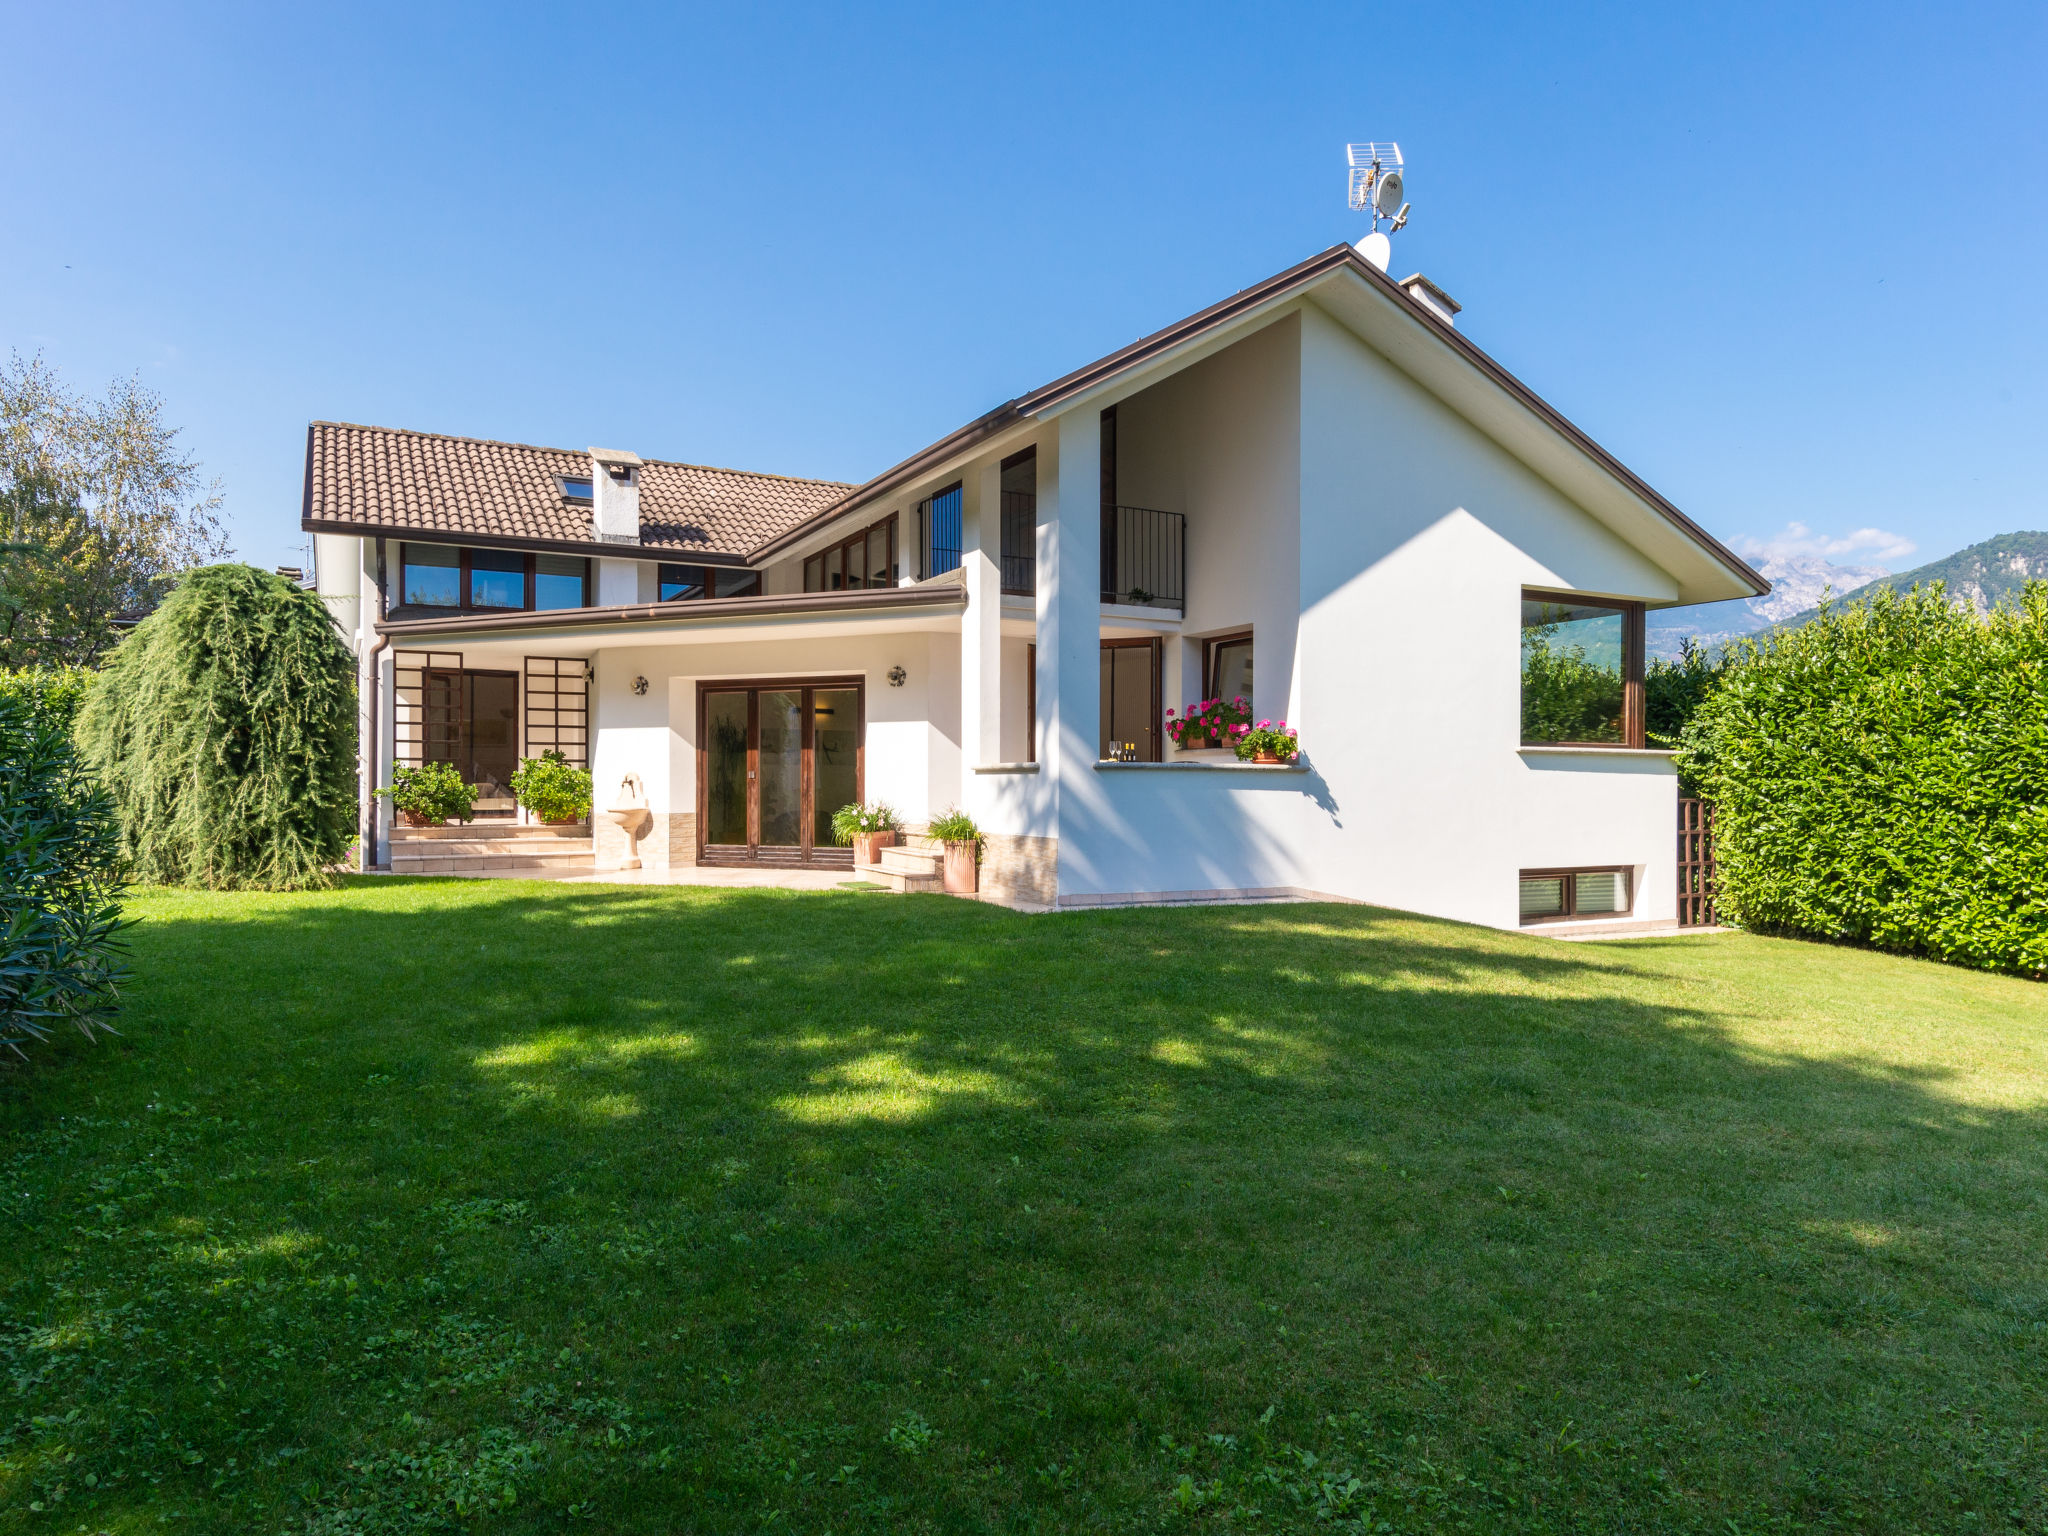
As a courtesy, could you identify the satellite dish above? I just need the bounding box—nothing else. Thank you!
[1356,231,1392,271]
[1373,170,1404,218]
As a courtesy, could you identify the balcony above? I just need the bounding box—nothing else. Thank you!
[997,495,1186,612]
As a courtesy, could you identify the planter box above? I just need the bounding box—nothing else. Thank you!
[942,840,978,894]
[852,830,898,866]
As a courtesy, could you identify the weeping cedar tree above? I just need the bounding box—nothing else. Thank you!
[0,677,128,1057]
[77,565,357,890]
[1676,582,2048,977]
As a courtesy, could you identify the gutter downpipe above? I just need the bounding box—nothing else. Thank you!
[360,536,390,872]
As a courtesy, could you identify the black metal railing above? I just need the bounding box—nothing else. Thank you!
[1100,505,1185,609]
[1000,490,1036,594]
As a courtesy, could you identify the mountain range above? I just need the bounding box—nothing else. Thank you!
[1648,531,2048,659]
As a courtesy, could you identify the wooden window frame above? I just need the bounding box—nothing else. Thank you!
[400,544,592,615]
[803,514,900,593]
[1520,588,1646,750]
[1202,629,1254,707]
[1099,636,1163,762]
[1519,865,1634,925]
[657,563,764,602]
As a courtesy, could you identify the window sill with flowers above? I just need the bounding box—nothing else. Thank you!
[1158,697,1303,767]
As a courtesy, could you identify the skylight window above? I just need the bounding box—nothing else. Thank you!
[558,475,594,502]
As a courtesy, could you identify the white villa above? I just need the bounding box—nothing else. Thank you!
[307,242,1765,931]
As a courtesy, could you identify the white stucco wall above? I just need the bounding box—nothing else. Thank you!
[586,629,957,869]
[1025,297,1681,926]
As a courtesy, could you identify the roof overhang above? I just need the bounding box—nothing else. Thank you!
[304,519,753,566]
[374,582,965,648]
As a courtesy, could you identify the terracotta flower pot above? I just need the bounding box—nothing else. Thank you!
[542,814,582,826]
[399,810,437,827]
[942,839,979,894]
[852,829,897,866]
[1253,751,1281,765]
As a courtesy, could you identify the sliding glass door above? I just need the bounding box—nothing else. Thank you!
[698,680,863,865]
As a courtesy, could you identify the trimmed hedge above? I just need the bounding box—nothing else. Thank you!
[1676,583,2048,976]
[76,565,357,890]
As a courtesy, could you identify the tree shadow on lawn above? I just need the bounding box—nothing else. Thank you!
[16,878,2048,1532]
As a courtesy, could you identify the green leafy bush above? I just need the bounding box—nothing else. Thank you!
[75,564,357,890]
[1644,637,1729,747]
[0,687,128,1057]
[0,666,93,730]
[383,762,477,825]
[829,801,901,844]
[1675,582,2048,975]
[510,750,591,823]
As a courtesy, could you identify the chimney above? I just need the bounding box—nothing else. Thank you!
[1398,274,1462,328]
[588,448,643,543]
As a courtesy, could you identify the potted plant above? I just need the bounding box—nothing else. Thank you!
[926,807,982,894]
[380,761,477,826]
[1165,695,1251,752]
[511,749,593,825]
[1234,720,1300,765]
[830,801,902,866]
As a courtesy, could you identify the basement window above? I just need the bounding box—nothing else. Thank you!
[1519,867,1632,924]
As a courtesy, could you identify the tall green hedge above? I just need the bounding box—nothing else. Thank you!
[76,565,357,890]
[1676,583,2048,976]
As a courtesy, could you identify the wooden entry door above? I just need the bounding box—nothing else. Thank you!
[698,680,863,866]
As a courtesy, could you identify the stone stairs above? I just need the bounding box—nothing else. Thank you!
[390,821,594,877]
[856,834,947,893]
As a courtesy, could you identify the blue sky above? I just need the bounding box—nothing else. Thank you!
[3,0,2043,576]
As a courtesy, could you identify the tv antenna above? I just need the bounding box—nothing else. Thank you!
[1346,142,1410,270]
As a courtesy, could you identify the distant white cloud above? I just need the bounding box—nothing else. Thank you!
[1735,522,1917,569]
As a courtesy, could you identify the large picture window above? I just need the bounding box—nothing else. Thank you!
[399,544,590,614]
[1519,591,1645,748]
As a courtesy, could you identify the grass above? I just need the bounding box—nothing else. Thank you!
[3,881,2048,1534]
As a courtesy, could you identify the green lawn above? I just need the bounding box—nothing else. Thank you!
[4,882,2048,1534]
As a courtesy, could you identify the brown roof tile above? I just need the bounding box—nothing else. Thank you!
[302,422,852,558]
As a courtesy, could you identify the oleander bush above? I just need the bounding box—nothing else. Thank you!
[75,564,356,890]
[1675,581,2048,975]
[0,686,128,1057]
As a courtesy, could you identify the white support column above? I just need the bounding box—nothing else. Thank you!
[1037,409,1101,894]
[961,460,1003,780]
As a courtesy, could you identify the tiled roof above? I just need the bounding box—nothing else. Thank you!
[302,422,853,558]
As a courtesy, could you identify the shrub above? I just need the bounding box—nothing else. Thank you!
[0,666,93,730]
[510,751,591,823]
[829,801,901,844]
[383,762,477,825]
[926,807,980,846]
[0,688,129,1058]
[74,565,357,890]
[1675,582,2048,976]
